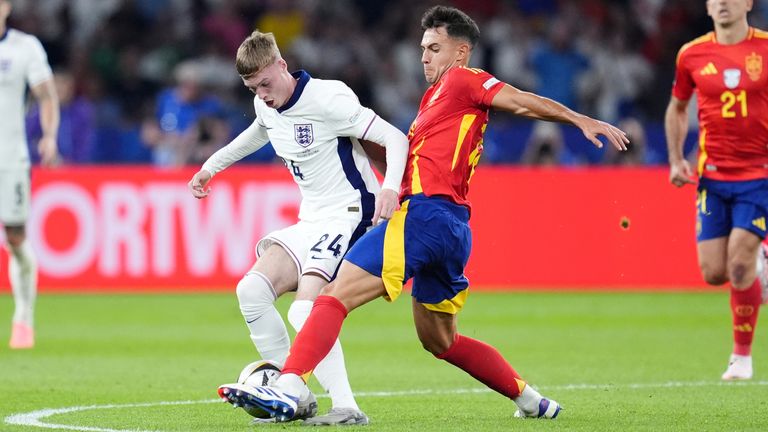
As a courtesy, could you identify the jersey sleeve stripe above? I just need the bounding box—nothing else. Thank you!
[361,114,378,140]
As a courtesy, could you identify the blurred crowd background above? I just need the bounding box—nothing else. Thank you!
[12,0,767,168]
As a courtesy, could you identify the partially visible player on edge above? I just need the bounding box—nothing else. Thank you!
[191,31,408,425]
[0,0,59,349]
[218,5,628,421]
[666,0,768,380]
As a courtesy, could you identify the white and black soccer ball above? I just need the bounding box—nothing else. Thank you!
[237,360,282,418]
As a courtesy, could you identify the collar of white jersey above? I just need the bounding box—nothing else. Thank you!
[0,28,9,43]
[278,70,311,113]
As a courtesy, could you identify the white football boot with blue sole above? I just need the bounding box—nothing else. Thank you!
[218,383,299,422]
[514,398,562,419]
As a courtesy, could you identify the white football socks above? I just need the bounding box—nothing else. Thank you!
[9,241,37,326]
[236,271,290,365]
[514,384,543,414]
[287,300,359,410]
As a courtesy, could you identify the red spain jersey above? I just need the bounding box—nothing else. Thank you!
[672,27,768,180]
[400,66,504,209]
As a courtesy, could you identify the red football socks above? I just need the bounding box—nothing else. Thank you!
[283,295,348,379]
[730,279,761,356]
[436,334,525,399]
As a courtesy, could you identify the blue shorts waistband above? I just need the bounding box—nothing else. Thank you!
[402,194,469,221]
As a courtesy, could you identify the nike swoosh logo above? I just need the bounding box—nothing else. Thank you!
[246,318,258,324]
[311,256,330,260]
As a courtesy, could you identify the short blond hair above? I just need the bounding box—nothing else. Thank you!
[236,31,281,77]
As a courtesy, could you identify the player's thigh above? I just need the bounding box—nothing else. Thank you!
[252,244,299,296]
[411,298,457,355]
[410,206,472,315]
[696,178,731,283]
[726,178,767,286]
[321,260,387,312]
[696,178,732,243]
[0,169,31,243]
[697,237,728,284]
[295,274,328,301]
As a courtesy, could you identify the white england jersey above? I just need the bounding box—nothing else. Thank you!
[0,29,53,169]
[204,70,382,223]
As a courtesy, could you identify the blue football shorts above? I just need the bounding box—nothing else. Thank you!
[344,194,471,314]
[696,177,768,242]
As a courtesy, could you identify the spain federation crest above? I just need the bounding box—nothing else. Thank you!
[723,68,741,89]
[294,124,314,147]
[746,52,762,81]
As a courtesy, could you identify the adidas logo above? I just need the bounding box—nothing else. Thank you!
[753,217,766,231]
[700,62,718,75]
[734,323,753,332]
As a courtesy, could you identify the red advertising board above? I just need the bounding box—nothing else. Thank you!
[0,166,705,291]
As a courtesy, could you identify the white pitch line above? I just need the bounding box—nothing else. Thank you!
[5,380,768,432]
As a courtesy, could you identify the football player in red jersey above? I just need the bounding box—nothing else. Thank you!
[218,5,628,421]
[666,0,768,380]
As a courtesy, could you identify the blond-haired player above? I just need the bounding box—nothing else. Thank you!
[189,31,408,425]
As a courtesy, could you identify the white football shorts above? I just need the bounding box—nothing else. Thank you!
[0,169,31,225]
[256,215,368,282]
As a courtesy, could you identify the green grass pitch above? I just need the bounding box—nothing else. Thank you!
[0,291,766,431]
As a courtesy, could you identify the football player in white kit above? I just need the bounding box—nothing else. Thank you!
[0,0,59,349]
[188,31,408,426]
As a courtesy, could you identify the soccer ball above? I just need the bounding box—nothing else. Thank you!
[237,360,282,418]
[238,359,282,388]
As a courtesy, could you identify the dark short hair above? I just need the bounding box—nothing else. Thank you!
[421,5,480,48]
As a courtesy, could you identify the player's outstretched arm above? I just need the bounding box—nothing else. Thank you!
[664,96,696,188]
[31,78,60,167]
[490,84,629,151]
[359,118,409,224]
[188,119,270,199]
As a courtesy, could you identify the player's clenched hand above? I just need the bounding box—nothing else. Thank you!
[373,188,399,225]
[669,159,696,188]
[38,136,59,167]
[574,115,629,151]
[188,169,213,199]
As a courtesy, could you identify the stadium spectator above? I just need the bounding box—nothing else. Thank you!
[4,0,764,166]
[144,61,225,167]
[0,0,60,349]
[26,69,95,164]
[666,0,768,381]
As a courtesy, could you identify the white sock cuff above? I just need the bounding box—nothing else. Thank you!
[287,300,313,331]
[244,271,277,300]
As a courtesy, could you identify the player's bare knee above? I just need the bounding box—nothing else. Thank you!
[728,262,751,288]
[700,264,727,286]
[417,332,453,356]
[4,225,26,248]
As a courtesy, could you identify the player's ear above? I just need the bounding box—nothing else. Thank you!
[456,42,471,64]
